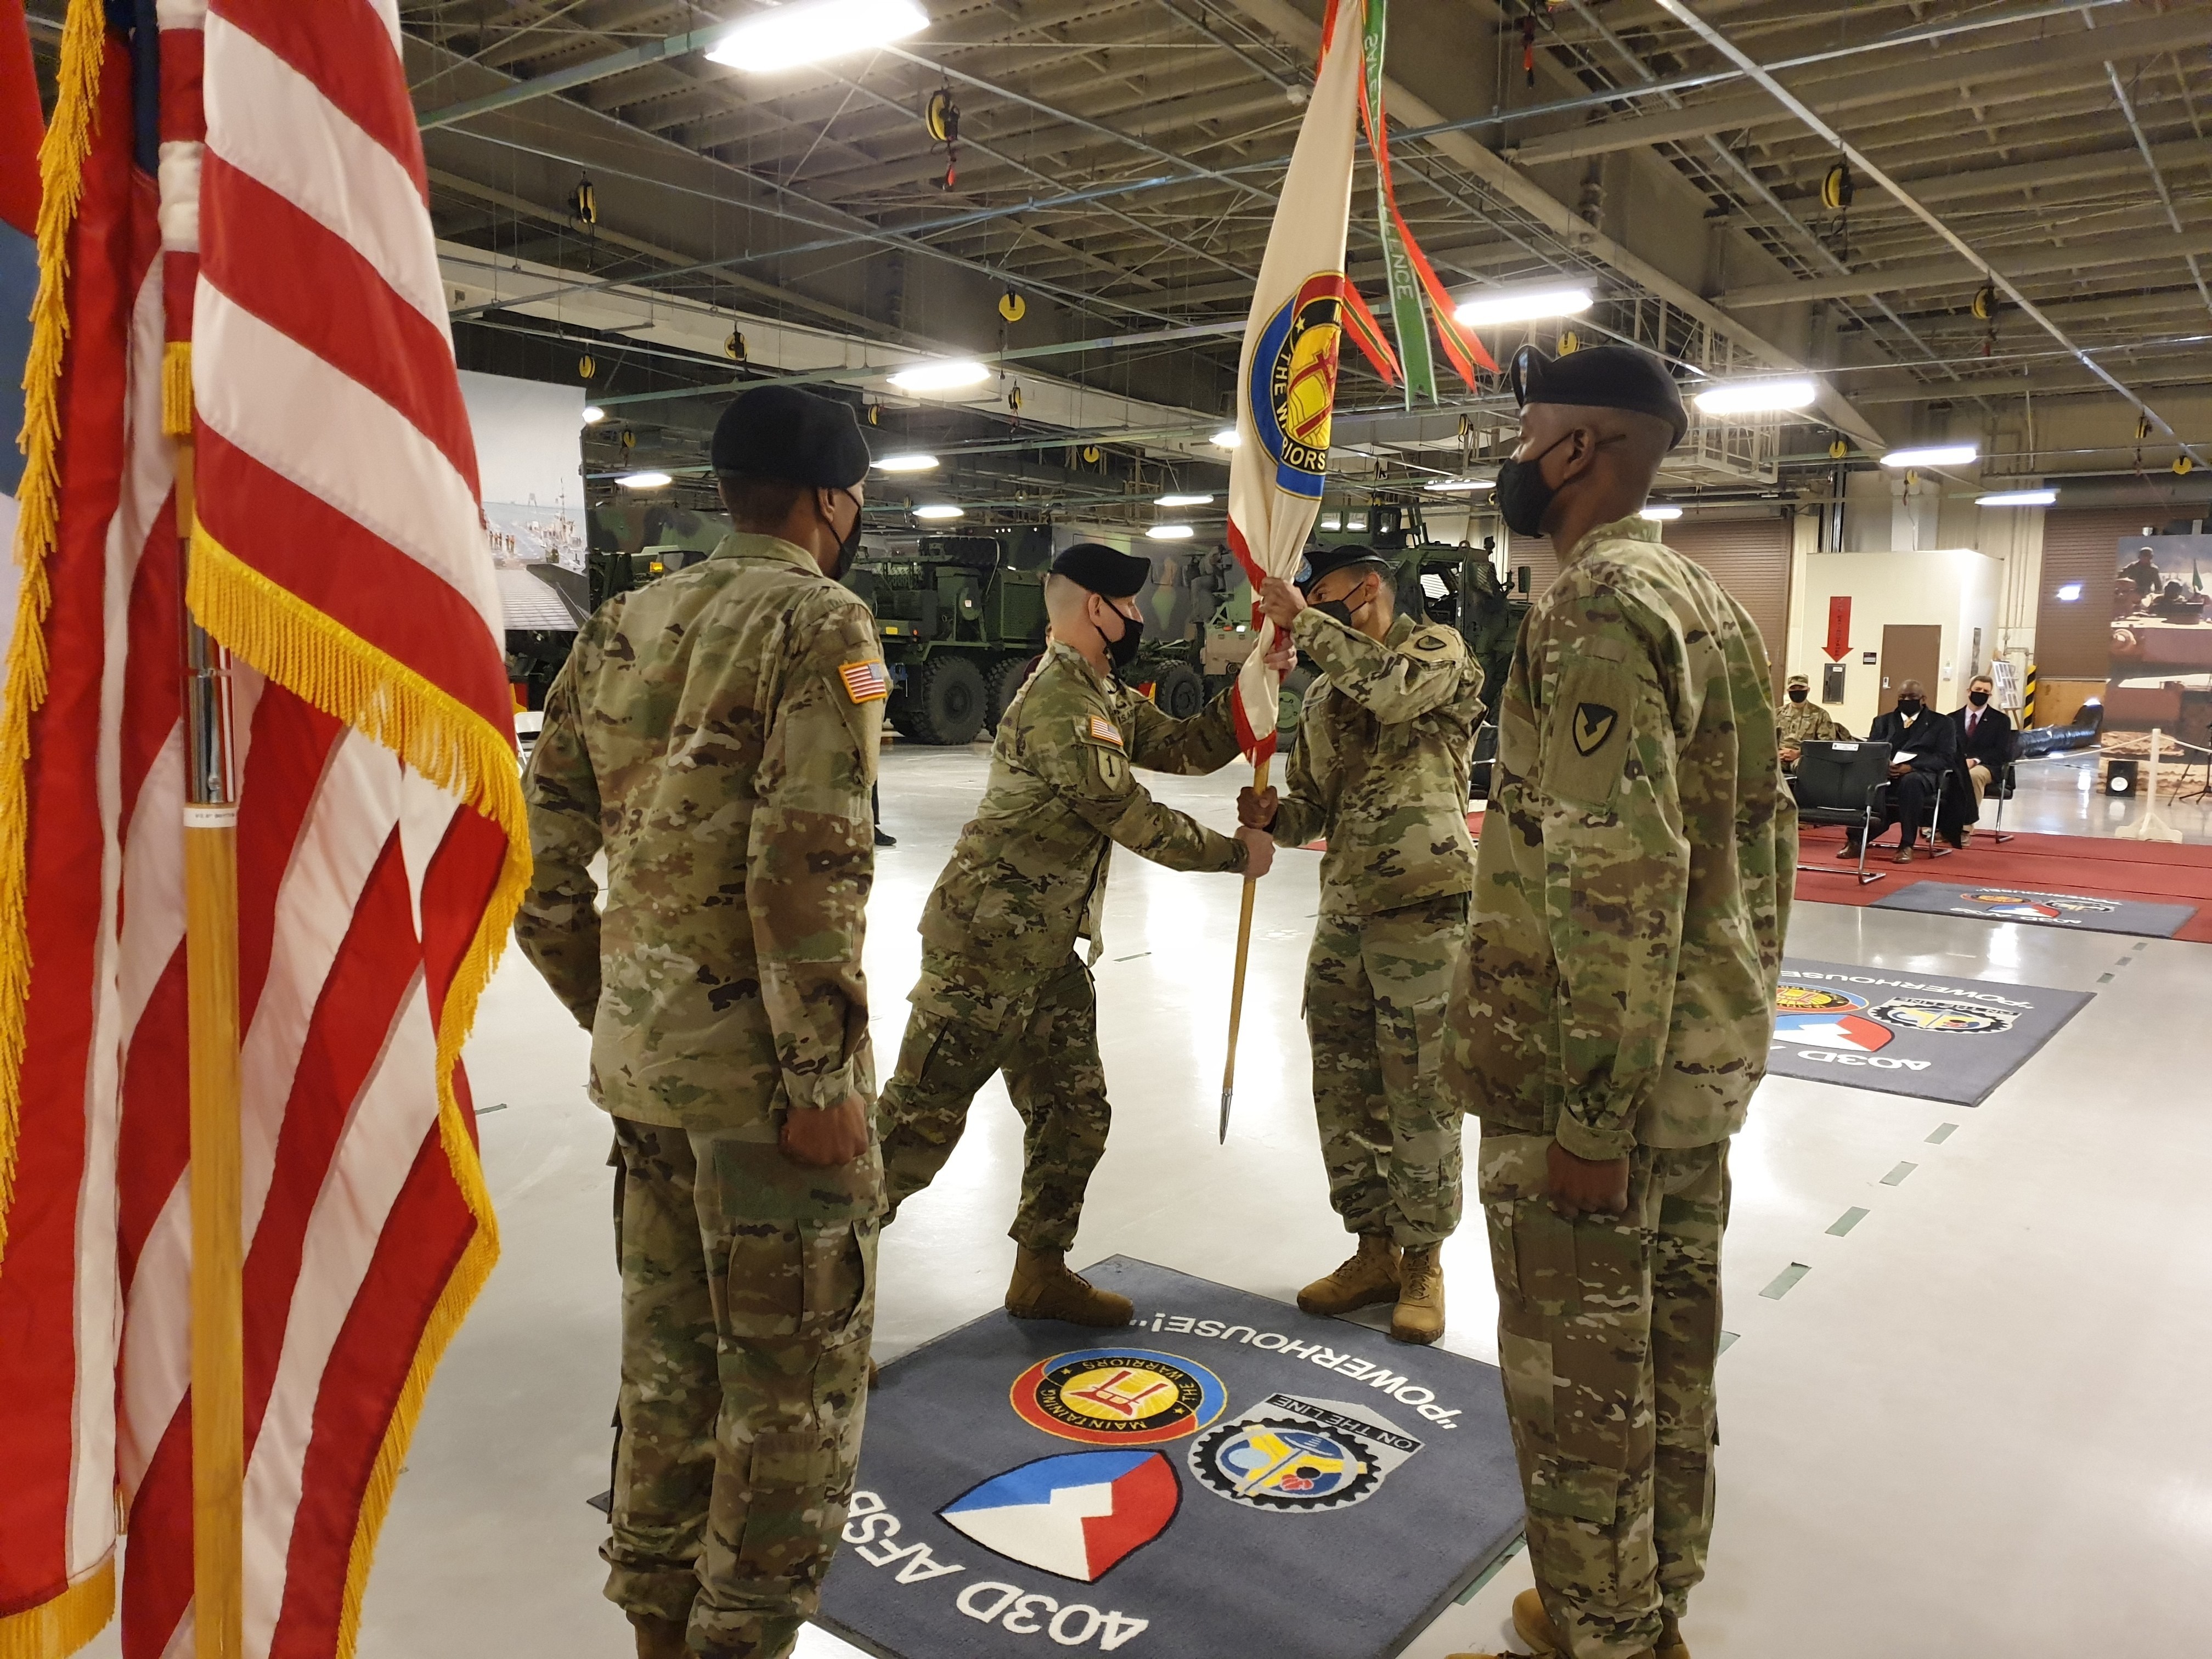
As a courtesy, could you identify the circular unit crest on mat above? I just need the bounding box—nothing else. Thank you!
[1872,998,2018,1035]
[1188,1417,1383,1513]
[1010,1348,1228,1446]
[1776,983,1865,1014]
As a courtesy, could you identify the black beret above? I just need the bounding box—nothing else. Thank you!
[1295,543,1391,592]
[1051,541,1153,599]
[1510,343,1689,447]
[710,383,870,487]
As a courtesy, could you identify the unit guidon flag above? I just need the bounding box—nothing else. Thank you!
[1765,958,2093,1107]
[818,1257,1523,1659]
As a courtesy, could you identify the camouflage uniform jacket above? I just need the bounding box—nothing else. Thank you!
[1778,697,1843,749]
[1271,610,1486,916]
[913,640,1248,1026]
[1466,516,1797,1160]
[518,532,885,1131]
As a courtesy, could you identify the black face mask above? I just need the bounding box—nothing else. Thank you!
[1102,605,1145,675]
[1311,578,1373,630]
[1788,687,1808,703]
[1494,431,1573,538]
[823,488,864,579]
[1895,697,1923,718]
[1968,690,1990,707]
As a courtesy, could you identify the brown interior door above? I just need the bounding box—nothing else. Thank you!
[1878,624,1943,711]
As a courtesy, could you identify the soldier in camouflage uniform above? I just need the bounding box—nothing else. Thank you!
[1777,672,1846,769]
[518,386,888,1659]
[1448,347,1794,1659]
[1236,544,1486,1345]
[876,542,1284,1325]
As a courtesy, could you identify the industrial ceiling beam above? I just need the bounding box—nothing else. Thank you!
[1720,227,2212,308]
[1509,7,2211,168]
[1650,0,2208,471]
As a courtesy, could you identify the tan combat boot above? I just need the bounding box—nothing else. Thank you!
[1659,1611,1691,1659]
[1006,1246,1135,1327]
[628,1615,689,1659]
[1390,1244,1444,1344]
[1511,1589,1561,1655]
[1296,1234,1400,1316]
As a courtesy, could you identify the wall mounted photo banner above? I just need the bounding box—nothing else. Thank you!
[1769,958,2093,1107]
[817,1257,1523,1659]
[1870,881,2195,938]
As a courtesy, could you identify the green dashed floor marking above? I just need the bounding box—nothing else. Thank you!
[1926,1122,1958,1144]
[1717,1330,1740,1355]
[475,1102,508,1114]
[1113,952,1151,961]
[1759,1263,1810,1300]
[2097,973,2114,983]
[1827,1207,1870,1236]
[1881,1161,1917,1186]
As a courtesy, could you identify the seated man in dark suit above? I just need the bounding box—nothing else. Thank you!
[1949,674,2012,843]
[1843,679,1959,864]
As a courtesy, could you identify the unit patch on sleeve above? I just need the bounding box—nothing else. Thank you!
[1085,714,1126,748]
[1572,702,1618,756]
[839,658,891,704]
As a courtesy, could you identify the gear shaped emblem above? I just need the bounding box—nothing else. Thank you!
[1188,1417,1382,1513]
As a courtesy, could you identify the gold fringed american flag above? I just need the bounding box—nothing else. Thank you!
[0,3,526,1656]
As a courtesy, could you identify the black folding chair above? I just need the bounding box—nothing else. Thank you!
[1792,740,1894,885]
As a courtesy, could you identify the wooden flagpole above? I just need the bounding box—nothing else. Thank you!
[177,407,246,1659]
[1218,751,1271,1143]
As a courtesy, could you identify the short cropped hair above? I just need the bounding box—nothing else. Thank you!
[716,472,814,532]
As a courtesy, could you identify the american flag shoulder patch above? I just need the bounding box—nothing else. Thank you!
[840,657,891,704]
[1085,714,1125,748]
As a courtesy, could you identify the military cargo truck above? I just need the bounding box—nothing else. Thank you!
[841,533,1055,745]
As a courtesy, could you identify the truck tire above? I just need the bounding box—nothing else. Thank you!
[1152,663,1205,720]
[984,655,1033,733]
[909,654,988,745]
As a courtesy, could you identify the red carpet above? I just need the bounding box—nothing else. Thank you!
[1792,825,2212,942]
[1415,815,2212,943]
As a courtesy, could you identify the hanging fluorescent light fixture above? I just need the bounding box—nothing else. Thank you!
[912,503,964,520]
[1424,478,1494,493]
[874,452,939,472]
[1880,444,1978,469]
[1453,285,1593,329]
[582,405,607,424]
[1639,504,1683,521]
[1691,377,1817,415]
[1976,488,2056,507]
[1156,492,1214,507]
[617,471,673,489]
[1210,427,1241,448]
[1147,524,1195,540]
[705,0,929,74]
[889,359,990,393]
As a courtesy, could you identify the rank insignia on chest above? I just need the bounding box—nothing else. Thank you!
[1573,702,1618,755]
[1086,714,1125,748]
[840,658,891,704]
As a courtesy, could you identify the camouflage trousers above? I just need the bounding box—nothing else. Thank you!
[877,957,1107,1252]
[606,1119,878,1659]
[1477,1130,1728,1659]
[1304,894,1469,1247]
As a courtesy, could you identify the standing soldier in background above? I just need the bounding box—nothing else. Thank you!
[1449,346,1794,1659]
[1237,544,1486,1345]
[876,543,1286,1325]
[518,385,888,1659]
[1776,672,1844,770]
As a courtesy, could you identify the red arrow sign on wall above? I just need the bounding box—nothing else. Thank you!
[1824,595,1852,662]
